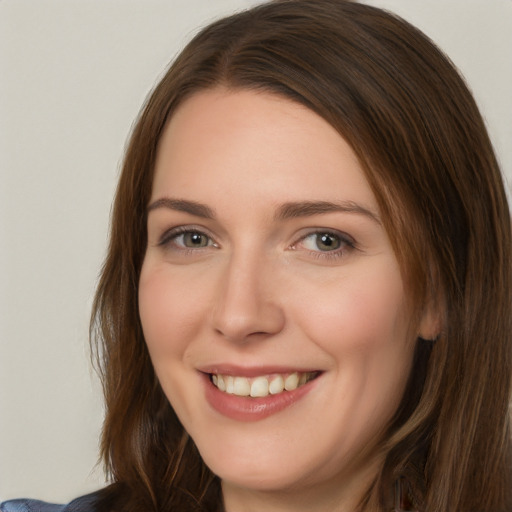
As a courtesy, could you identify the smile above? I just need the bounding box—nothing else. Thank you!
[210,371,318,398]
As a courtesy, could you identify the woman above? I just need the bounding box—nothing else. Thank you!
[3,0,511,511]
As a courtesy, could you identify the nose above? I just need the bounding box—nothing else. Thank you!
[210,251,285,343]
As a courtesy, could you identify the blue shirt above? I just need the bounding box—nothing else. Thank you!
[0,491,100,512]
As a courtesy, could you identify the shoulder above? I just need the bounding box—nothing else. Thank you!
[0,491,101,512]
[0,499,64,512]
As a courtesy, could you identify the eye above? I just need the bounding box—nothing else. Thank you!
[302,232,342,252]
[177,231,211,248]
[158,227,217,251]
[291,229,356,260]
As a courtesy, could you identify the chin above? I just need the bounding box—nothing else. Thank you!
[213,461,314,493]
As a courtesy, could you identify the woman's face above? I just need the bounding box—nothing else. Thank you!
[139,89,432,506]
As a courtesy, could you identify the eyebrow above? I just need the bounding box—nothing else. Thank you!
[147,198,215,219]
[147,197,380,224]
[275,200,381,224]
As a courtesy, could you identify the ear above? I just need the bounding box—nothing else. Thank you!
[418,298,442,341]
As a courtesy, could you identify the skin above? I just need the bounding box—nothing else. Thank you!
[139,88,436,512]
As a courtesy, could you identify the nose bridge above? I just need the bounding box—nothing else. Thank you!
[211,245,284,342]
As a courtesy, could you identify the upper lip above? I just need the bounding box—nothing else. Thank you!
[197,364,321,377]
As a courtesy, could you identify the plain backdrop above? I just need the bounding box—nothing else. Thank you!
[0,0,511,503]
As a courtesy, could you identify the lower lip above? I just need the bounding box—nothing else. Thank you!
[202,373,319,422]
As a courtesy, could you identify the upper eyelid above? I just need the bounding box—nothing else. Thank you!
[154,224,357,251]
[157,225,217,246]
[292,228,356,248]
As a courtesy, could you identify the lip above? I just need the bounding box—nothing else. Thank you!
[201,369,321,422]
[198,364,319,377]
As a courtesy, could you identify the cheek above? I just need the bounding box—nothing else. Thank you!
[295,262,410,355]
[291,260,414,429]
[138,264,210,426]
[138,265,201,361]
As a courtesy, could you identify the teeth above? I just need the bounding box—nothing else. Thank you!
[211,371,316,397]
[284,372,299,391]
[234,377,250,396]
[269,375,284,395]
[226,376,235,394]
[250,376,269,397]
[217,375,226,392]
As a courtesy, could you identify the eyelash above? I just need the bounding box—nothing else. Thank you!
[291,230,356,261]
[157,226,356,260]
[157,226,218,252]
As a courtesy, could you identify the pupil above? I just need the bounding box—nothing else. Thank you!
[318,233,339,250]
[186,233,206,247]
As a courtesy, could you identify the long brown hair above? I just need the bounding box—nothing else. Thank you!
[90,1,512,510]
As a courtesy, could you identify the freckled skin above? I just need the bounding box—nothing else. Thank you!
[139,89,435,511]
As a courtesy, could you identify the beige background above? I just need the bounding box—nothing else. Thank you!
[1,0,511,503]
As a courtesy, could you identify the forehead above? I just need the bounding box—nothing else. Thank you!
[152,88,378,214]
